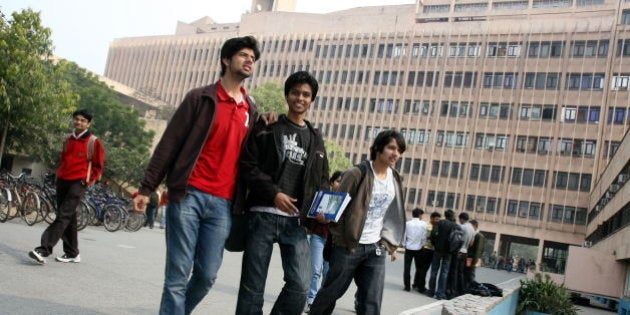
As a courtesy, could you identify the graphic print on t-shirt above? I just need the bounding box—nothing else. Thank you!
[282,133,308,165]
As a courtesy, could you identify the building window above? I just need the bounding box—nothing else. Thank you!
[554,172,592,191]
[511,168,547,187]
[532,0,571,8]
[482,72,519,89]
[602,141,621,158]
[566,73,605,90]
[436,131,469,148]
[440,101,473,117]
[617,39,630,56]
[519,104,556,120]
[403,100,433,115]
[493,1,528,10]
[611,74,630,90]
[515,136,552,154]
[447,43,481,57]
[474,133,508,150]
[524,73,560,89]
[454,3,488,12]
[570,40,609,57]
[407,71,439,87]
[527,41,564,57]
[479,103,512,119]
[607,107,629,125]
[561,106,600,123]
[423,5,450,13]
[444,72,477,87]
[486,42,522,57]
[623,9,630,24]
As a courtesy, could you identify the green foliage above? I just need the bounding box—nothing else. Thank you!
[325,140,352,174]
[0,9,78,166]
[56,60,154,187]
[250,81,286,114]
[517,273,578,315]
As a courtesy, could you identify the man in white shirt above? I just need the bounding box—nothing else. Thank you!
[403,208,427,291]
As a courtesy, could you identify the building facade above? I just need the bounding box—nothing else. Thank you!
[104,0,630,274]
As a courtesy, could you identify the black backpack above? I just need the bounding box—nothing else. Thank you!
[467,281,503,297]
[448,224,465,253]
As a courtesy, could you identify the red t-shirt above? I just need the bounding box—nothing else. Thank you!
[187,81,251,200]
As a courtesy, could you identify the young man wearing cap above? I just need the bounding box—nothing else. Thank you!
[29,109,105,264]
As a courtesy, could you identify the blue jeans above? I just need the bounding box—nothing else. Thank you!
[159,187,232,315]
[310,243,386,315]
[307,234,330,304]
[236,212,311,315]
[428,251,452,299]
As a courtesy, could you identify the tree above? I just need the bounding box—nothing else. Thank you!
[0,9,77,167]
[325,140,352,174]
[250,81,286,114]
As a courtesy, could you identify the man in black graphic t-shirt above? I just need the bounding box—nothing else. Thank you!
[236,71,330,314]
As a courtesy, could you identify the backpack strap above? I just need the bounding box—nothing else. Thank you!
[86,135,97,184]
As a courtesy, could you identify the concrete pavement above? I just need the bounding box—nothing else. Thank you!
[0,220,522,314]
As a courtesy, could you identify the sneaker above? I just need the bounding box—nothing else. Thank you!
[56,254,81,263]
[28,249,46,264]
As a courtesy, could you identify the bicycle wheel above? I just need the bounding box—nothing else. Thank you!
[103,205,123,232]
[21,191,40,226]
[39,197,53,224]
[125,210,146,232]
[0,189,10,223]
[7,189,20,220]
[76,201,90,231]
[43,197,57,224]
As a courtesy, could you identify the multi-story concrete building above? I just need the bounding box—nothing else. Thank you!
[104,0,630,278]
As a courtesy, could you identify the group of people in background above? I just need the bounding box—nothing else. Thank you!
[403,208,487,300]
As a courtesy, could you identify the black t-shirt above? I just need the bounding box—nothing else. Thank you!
[276,120,311,208]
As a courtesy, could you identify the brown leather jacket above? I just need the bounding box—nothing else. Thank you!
[138,83,258,212]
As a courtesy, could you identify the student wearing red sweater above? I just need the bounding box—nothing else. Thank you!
[29,109,105,264]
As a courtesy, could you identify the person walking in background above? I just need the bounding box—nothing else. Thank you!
[310,130,407,315]
[465,219,486,288]
[145,190,159,229]
[402,208,426,292]
[305,171,342,313]
[158,189,168,229]
[29,109,105,265]
[132,36,275,315]
[415,211,441,293]
[236,71,329,315]
[426,209,457,300]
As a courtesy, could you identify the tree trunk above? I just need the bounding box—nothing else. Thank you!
[0,122,8,169]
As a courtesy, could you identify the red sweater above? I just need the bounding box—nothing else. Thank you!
[56,131,105,185]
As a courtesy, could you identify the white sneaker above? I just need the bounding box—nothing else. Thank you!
[28,250,46,264]
[56,254,81,263]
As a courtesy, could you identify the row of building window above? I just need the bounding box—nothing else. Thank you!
[311,39,630,59]
[313,97,630,125]
[398,159,592,191]
[424,0,605,13]
[309,69,625,91]
[415,190,588,225]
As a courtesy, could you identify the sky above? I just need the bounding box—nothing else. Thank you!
[2,0,414,75]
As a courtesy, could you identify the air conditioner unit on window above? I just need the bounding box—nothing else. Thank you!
[583,241,592,248]
[601,197,609,206]
[595,205,600,212]
[619,174,628,184]
[605,191,613,199]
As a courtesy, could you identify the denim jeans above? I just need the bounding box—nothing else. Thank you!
[307,233,330,304]
[428,251,452,299]
[236,212,311,315]
[159,187,232,315]
[310,243,386,315]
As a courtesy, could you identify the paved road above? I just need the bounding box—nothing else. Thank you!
[0,220,522,314]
